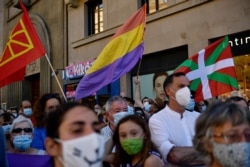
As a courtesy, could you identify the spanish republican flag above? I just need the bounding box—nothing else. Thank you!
[75,4,146,100]
[0,1,45,88]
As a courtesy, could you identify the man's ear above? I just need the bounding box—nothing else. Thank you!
[105,112,111,121]
[165,87,171,97]
[45,137,61,156]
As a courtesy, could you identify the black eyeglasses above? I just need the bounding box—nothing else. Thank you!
[12,128,32,133]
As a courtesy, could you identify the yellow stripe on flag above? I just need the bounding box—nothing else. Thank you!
[87,23,144,75]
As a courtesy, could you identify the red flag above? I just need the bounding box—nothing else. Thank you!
[0,1,46,87]
[175,36,238,102]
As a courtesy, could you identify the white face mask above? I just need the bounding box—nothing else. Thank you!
[175,87,191,106]
[56,133,105,167]
[213,142,250,167]
[113,111,131,126]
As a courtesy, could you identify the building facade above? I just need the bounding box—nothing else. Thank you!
[0,0,65,108]
[1,0,250,108]
[64,0,250,104]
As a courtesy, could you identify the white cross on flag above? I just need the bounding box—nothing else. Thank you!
[175,36,239,102]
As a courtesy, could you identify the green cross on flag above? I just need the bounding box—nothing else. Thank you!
[175,36,239,102]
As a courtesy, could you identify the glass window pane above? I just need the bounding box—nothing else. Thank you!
[159,0,168,10]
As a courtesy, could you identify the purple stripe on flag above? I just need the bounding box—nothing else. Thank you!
[75,42,144,100]
[7,153,53,167]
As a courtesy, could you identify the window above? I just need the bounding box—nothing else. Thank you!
[142,0,168,13]
[87,0,103,35]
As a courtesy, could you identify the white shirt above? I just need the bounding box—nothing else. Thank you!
[101,125,116,153]
[149,105,200,163]
[101,125,113,143]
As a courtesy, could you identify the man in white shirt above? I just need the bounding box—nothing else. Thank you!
[149,72,204,166]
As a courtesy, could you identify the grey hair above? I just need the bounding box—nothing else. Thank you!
[193,100,250,165]
[105,96,127,112]
[10,116,34,134]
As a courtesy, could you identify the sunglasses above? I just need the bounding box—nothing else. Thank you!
[12,128,32,133]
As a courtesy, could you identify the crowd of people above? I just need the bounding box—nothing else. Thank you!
[1,72,250,167]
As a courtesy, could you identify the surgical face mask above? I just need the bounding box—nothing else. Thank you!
[12,113,17,117]
[201,105,207,112]
[2,124,11,134]
[23,108,32,117]
[121,137,143,155]
[113,112,131,126]
[127,105,134,115]
[94,109,100,113]
[56,133,105,167]
[143,102,151,112]
[175,87,191,106]
[212,142,250,167]
[13,135,32,152]
[185,98,195,111]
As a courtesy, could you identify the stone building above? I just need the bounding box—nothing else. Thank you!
[0,0,250,108]
[0,0,65,108]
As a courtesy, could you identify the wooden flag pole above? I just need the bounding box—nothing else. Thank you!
[45,53,68,102]
[136,58,142,78]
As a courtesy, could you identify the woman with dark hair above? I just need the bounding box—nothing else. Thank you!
[152,72,168,102]
[112,115,163,167]
[31,93,62,150]
[45,102,105,167]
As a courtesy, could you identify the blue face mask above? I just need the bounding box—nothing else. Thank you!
[23,108,32,117]
[185,98,195,111]
[12,113,17,118]
[13,135,32,152]
[2,124,11,134]
[201,105,207,112]
[143,102,151,112]
[127,105,134,115]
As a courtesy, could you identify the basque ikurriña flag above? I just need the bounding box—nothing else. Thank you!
[175,36,238,102]
[0,1,45,88]
[75,4,146,100]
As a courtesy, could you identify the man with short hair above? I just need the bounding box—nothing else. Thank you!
[19,100,33,118]
[101,96,130,165]
[101,96,128,142]
[149,72,204,166]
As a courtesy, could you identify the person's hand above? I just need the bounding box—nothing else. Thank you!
[134,77,140,85]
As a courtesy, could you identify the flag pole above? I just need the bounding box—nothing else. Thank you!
[44,53,68,102]
[136,58,143,77]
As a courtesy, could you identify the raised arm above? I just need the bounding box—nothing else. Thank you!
[134,77,144,108]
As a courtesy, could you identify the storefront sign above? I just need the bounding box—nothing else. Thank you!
[65,59,94,79]
[229,30,250,56]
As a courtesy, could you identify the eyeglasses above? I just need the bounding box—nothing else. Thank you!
[213,130,250,143]
[12,128,32,133]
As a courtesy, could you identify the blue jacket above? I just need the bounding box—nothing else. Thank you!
[0,126,8,167]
